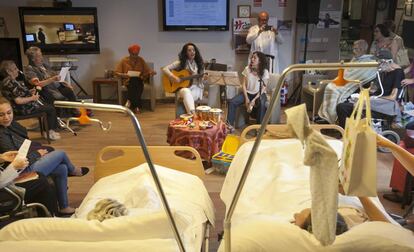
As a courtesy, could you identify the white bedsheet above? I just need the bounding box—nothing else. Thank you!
[0,164,215,252]
[219,139,413,251]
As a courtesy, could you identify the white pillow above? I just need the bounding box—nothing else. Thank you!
[0,211,186,242]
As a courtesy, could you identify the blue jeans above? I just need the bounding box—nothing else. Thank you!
[227,93,267,126]
[27,150,75,209]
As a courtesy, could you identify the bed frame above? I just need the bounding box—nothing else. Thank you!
[240,124,344,144]
[95,145,205,182]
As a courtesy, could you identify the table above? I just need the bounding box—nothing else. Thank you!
[167,120,227,164]
[92,77,122,104]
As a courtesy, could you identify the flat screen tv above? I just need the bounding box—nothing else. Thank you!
[162,0,229,31]
[19,7,100,55]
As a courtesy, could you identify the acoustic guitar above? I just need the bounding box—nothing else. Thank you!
[162,69,204,93]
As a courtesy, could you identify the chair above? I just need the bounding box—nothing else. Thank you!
[234,73,282,128]
[0,186,51,226]
[118,62,156,111]
[14,112,51,144]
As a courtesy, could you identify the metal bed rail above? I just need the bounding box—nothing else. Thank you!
[223,61,379,252]
[54,101,186,252]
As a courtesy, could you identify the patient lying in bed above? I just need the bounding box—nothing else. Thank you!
[219,139,414,251]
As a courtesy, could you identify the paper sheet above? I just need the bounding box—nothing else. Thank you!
[59,67,71,82]
[16,139,31,159]
[127,70,141,77]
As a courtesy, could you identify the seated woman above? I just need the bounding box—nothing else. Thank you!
[336,49,404,128]
[115,44,156,114]
[0,60,61,140]
[227,51,269,127]
[23,46,77,117]
[0,151,58,216]
[162,42,208,114]
[0,97,89,215]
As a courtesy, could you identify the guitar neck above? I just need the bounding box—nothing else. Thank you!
[180,73,204,81]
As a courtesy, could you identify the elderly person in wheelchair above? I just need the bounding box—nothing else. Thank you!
[317,39,378,124]
[336,49,404,142]
[0,151,58,219]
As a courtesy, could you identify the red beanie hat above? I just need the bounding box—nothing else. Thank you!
[128,44,141,54]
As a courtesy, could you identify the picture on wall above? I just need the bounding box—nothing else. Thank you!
[317,11,341,29]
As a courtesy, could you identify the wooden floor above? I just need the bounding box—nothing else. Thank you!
[22,102,411,251]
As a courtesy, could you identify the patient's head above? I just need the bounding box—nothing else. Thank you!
[293,208,348,235]
[352,40,368,58]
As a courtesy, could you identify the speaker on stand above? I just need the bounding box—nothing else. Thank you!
[291,0,322,105]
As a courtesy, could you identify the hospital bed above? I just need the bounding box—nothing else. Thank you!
[0,101,215,252]
[219,62,414,251]
[0,145,214,252]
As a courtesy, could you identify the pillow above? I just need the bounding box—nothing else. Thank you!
[0,211,187,242]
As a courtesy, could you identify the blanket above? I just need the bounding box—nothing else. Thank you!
[318,55,377,123]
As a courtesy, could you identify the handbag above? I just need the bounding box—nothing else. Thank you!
[396,47,410,67]
[339,88,377,196]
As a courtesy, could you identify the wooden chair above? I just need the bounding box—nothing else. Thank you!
[14,112,51,144]
[95,145,205,182]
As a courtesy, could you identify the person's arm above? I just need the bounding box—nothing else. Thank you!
[357,197,390,222]
[14,93,39,105]
[246,26,260,45]
[390,39,399,62]
[162,60,181,83]
[403,64,412,75]
[114,58,129,79]
[377,134,414,176]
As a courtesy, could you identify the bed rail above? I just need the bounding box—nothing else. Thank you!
[54,101,186,252]
[223,61,379,252]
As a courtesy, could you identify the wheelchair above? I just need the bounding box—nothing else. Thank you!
[0,186,51,228]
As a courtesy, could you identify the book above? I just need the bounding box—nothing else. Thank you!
[14,172,39,184]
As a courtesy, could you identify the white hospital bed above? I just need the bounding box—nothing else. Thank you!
[0,145,214,252]
[218,131,414,251]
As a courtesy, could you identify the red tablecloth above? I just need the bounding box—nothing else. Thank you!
[167,120,227,162]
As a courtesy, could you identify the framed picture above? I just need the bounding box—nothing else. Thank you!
[237,5,251,18]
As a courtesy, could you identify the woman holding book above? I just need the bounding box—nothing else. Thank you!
[115,44,156,114]
[0,97,88,215]
[0,151,58,216]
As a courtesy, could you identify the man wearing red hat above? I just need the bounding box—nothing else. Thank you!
[115,44,156,114]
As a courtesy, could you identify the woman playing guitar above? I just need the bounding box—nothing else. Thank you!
[162,42,208,114]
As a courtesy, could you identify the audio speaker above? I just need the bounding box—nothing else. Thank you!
[296,0,321,24]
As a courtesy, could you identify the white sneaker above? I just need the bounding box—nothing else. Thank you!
[45,130,61,140]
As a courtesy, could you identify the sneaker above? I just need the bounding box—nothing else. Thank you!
[45,130,61,140]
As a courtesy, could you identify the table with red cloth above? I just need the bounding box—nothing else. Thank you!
[167,119,227,163]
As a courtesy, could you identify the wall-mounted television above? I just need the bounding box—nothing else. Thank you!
[162,0,229,31]
[19,7,100,55]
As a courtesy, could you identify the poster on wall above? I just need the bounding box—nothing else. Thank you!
[233,17,278,54]
[233,18,254,53]
[317,11,341,29]
[253,0,262,7]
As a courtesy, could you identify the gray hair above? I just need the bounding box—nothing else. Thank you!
[353,39,368,54]
[0,60,16,78]
[25,46,41,63]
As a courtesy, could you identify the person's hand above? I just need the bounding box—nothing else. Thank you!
[11,157,29,170]
[51,75,60,82]
[0,151,18,162]
[61,81,74,90]
[149,70,157,76]
[202,72,209,81]
[30,88,37,95]
[271,27,278,35]
[245,99,250,109]
[401,78,414,87]
[37,149,48,157]
[170,75,181,83]
[31,93,40,102]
